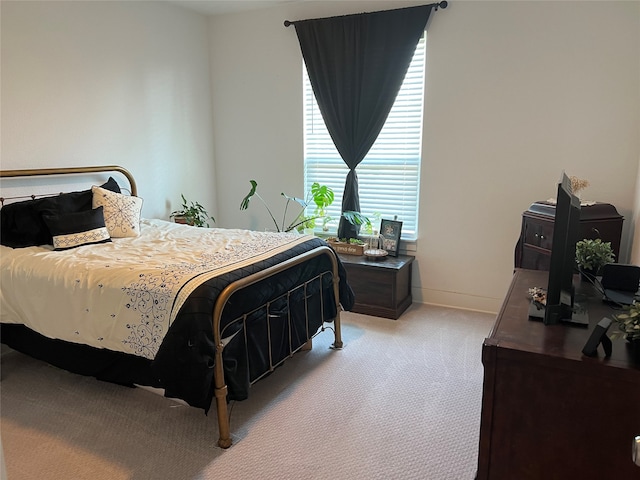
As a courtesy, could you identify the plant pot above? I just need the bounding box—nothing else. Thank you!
[173,215,193,226]
[626,336,640,364]
[580,268,598,281]
[326,239,364,256]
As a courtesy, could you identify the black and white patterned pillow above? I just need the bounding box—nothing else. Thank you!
[92,186,143,238]
[43,207,112,251]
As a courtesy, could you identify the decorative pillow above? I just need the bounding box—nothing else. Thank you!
[43,206,112,251]
[92,186,143,238]
[99,176,121,195]
[0,177,121,248]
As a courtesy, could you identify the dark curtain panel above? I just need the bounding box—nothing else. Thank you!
[294,5,434,238]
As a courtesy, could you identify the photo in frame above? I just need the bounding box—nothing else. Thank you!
[380,219,402,257]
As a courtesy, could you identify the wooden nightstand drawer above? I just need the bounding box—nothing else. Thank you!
[338,254,414,319]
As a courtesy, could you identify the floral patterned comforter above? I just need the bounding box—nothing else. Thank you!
[0,219,316,359]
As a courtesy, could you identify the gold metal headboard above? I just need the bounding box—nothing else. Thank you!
[0,165,137,197]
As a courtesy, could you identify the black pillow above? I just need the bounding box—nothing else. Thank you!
[43,206,112,251]
[0,177,120,248]
[101,176,122,194]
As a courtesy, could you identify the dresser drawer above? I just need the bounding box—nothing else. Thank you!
[520,245,551,271]
[523,220,553,250]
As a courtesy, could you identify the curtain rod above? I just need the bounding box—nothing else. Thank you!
[284,1,448,27]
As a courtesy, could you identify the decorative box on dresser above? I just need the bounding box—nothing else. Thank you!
[337,253,414,319]
[514,201,623,271]
[477,269,640,479]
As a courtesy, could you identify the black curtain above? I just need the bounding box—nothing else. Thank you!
[293,5,435,238]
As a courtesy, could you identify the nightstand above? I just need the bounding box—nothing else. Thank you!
[338,253,414,319]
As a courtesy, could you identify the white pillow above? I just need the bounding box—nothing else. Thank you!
[92,185,143,238]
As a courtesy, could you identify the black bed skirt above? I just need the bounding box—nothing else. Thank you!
[1,323,161,389]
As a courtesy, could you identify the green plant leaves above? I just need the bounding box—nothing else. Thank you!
[612,304,640,341]
[240,180,374,238]
[171,194,215,227]
[575,238,614,271]
[311,183,334,209]
[240,180,259,211]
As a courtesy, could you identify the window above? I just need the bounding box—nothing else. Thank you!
[303,34,426,240]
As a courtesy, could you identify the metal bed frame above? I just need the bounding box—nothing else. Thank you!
[0,165,344,448]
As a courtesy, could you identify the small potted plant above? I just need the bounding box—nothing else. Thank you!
[325,236,367,256]
[239,180,336,233]
[170,194,215,227]
[574,238,615,278]
[612,304,640,341]
[239,180,374,247]
[611,303,640,361]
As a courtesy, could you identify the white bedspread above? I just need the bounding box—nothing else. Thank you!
[0,219,313,359]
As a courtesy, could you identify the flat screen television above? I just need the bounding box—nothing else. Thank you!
[529,172,589,326]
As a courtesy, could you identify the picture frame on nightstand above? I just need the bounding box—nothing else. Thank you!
[380,219,402,257]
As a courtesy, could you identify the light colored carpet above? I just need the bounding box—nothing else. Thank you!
[0,304,495,480]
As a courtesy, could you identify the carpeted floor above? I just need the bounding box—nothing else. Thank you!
[0,304,495,480]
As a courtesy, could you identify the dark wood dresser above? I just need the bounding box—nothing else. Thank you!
[338,253,414,319]
[515,202,623,271]
[477,269,640,479]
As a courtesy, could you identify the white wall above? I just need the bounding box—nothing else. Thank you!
[209,0,640,312]
[1,0,216,220]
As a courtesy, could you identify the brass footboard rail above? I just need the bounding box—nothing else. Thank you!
[211,245,343,448]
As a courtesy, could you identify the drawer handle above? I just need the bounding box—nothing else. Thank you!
[634,436,640,467]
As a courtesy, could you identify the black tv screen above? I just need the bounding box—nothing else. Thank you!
[543,172,585,325]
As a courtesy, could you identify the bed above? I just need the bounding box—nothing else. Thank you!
[0,165,353,448]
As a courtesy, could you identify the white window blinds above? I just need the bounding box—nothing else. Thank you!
[303,34,426,241]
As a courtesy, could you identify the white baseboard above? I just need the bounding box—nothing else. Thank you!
[412,286,501,314]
